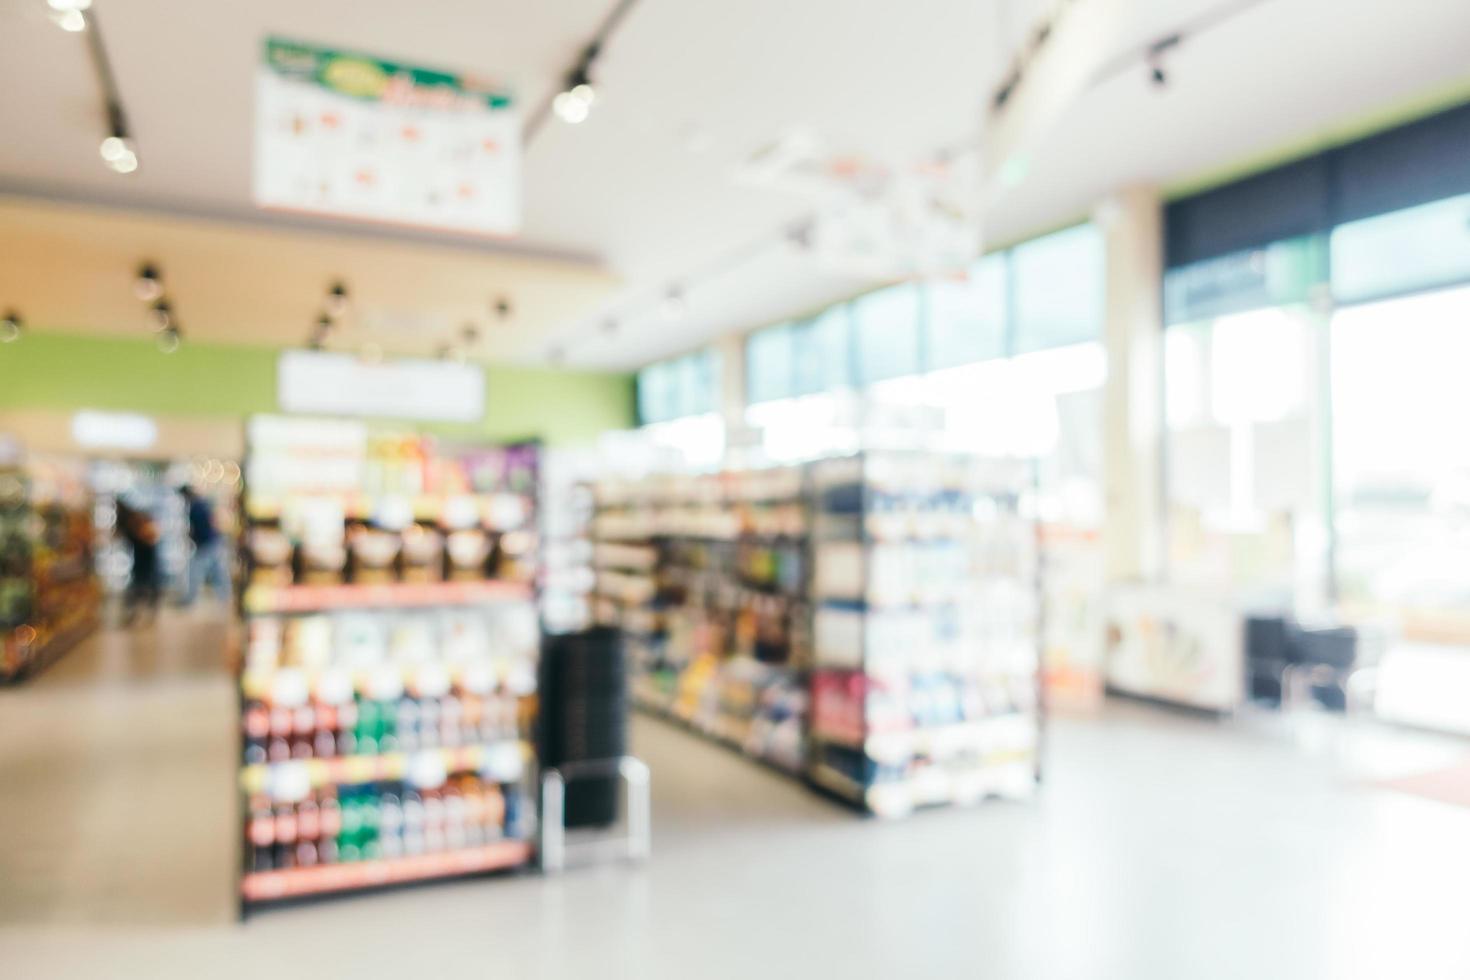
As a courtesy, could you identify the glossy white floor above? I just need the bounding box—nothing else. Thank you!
[3,611,1470,979]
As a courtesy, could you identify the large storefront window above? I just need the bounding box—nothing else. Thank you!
[1331,285,1470,617]
[1164,306,1324,604]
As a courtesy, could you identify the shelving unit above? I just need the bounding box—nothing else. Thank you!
[235,416,542,913]
[0,454,102,682]
[592,454,1040,817]
[807,452,1040,817]
[592,469,810,775]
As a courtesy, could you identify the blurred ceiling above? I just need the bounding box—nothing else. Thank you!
[0,0,1468,368]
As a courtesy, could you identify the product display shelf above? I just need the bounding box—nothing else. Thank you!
[594,469,812,778]
[242,579,533,614]
[807,452,1041,818]
[0,457,102,682]
[235,418,543,914]
[242,839,534,903]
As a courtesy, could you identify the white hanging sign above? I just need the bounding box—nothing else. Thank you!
[277,350,485,423]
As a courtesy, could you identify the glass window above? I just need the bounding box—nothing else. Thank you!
[1163,306,1323,600]
[925,252,1007,370]
[638,349,721,423]
[1331,194,1470,305]
[636,361,674,425]
[1331,285,1470,616]
[791,305,852,396]
[852,283,921,385]
[678,349,720,417]
[746,324,795,405]
[1012,223,1105,354]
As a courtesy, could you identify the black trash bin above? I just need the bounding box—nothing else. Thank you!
[538,627,628,828]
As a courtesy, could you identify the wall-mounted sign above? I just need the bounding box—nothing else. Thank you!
[71,411,159,451]
[277,351,485,423]
[254,38,520,235]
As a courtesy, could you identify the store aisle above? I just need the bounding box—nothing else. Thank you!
[5,633,1470,978]
[0,610,238,928]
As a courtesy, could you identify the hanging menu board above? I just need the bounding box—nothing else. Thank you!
[254,37,520,235]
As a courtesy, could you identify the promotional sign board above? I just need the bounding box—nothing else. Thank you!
[255,38,520,235]
[277,351,485,423]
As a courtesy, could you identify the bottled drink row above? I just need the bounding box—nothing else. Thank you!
[244,776,525,874]
[243,691,524,765]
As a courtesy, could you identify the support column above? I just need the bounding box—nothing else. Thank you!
[1098,187,1165,584]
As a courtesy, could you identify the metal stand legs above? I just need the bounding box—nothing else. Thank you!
[539,756,651,872]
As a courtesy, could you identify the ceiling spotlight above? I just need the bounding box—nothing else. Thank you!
[552,65,597,124]
[492,296,512,319]
[52,7,86,31]
[133,263,162,301]
[156,324,181,354]
[1146,34,1182,91]
[661,287,686,320]
[461,322,481,345]
[0,310,22,344]
[100,135,137,174]
[552,90,591,125]
[48,0,90,29]
[149,298,172,331]
[325,281,349,317]
[308,313,333,350]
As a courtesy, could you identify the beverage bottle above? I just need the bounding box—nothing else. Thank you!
[459,692,483,745]
[422,787,446,854]
[443,781,467,852]
[401,788,426,856]
[360,789,382,861]
[378,787,404,859]
[462,778,486,846]
[243,700,269,766]
[440,696,463,749]
[291,703,316,760]
[267,702,292,763]
[317,789,341,865]
[484,783,506,838]
[313,701,338,759]
[295,796,320,868]
[377,698,398,754]
[356,700,379,756]
[418,697,441,751]
[246,794,275,873]
[338,793,362,863]
[395,697,420,752]
[273,802,299,870]
[336,697,358,757]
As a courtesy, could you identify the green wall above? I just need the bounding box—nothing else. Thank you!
[0,330,635,446]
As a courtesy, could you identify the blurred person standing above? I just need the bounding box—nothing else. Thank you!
[180,485,231,605]
[116,498,161,626]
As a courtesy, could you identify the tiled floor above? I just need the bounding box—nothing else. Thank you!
[3,612,1470,979]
